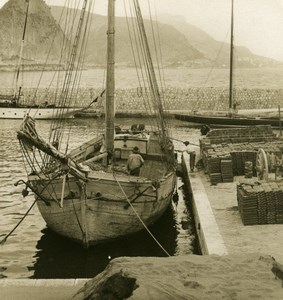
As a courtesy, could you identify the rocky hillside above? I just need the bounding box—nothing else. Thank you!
[0,0,66,66]
[0,0,280,68]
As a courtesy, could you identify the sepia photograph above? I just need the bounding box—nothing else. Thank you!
[0,0,283,299]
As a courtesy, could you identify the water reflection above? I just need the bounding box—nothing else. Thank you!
[31,205,178,279]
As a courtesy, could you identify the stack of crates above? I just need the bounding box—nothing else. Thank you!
[237,180,283,225]
[200,125,282,184]
[237,184,259,225]
[221,159,233,182]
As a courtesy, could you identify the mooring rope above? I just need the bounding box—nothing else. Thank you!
[0,174,64,245]
[113,173,170,257]
[171,137,200,147]
[0,199,37,245]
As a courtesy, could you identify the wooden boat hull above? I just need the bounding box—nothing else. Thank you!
[0,107,81,119]
[175,113,283,127]
[32,171,176,246]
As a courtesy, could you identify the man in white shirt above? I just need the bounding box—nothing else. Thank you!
[184,141,196,172]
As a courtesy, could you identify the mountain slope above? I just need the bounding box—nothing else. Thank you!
[50,6,204,67]
[158,14,280,68]
[0,0,66,65]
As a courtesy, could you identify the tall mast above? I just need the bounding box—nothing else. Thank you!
[14,0,30,101]
[105,0,115,164]
[228,0,234,111]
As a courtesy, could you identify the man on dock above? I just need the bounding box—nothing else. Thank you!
[184,141,196,172]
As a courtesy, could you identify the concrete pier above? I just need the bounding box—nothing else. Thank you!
[182,152,228,255]
[182,152,283,263]
[0,279,88,300]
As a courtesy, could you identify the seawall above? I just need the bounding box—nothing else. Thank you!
[1,87,283,111]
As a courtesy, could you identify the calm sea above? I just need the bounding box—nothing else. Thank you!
[0,66,281,279]
[0,66,283,89]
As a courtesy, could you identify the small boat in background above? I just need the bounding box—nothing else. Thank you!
[0,98,82,119]
[175,108,283,128]
[175,0,282,128]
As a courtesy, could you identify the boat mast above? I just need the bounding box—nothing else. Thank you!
[229,0,234,113]
[14,0,30,102]
[105,0,115,164]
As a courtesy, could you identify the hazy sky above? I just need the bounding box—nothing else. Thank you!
[1,0,283,61]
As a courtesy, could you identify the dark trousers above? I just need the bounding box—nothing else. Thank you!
[189,152,196,170]
[130,168,140,176]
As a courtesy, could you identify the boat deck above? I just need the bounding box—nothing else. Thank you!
[113,135,169,179]
[182,152,283,263]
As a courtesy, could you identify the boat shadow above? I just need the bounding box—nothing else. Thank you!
[30,205,178,279]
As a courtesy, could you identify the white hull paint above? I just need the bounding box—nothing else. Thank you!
[0,107,81,119]
[33,171,176,246]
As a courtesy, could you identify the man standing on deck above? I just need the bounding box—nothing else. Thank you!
[184,141,196,172]
[127,146,144,176]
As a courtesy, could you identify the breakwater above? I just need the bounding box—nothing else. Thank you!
[1,87,283,111]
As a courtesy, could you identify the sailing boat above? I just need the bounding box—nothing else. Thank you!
[16,0,176,247]
[0,0,84,120]
[175,0,282,128]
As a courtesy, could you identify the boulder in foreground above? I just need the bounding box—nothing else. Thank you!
[73,254,283,300]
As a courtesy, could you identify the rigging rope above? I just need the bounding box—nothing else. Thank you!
[133,0,173,167]
[147,0,172,137]
[133,1,165,124]
[127,1,153,111]
[123,1,164,146]
[122,0,174,168]
[48,0,91,153]
[31,2,70,118]
[125,0,158,132]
